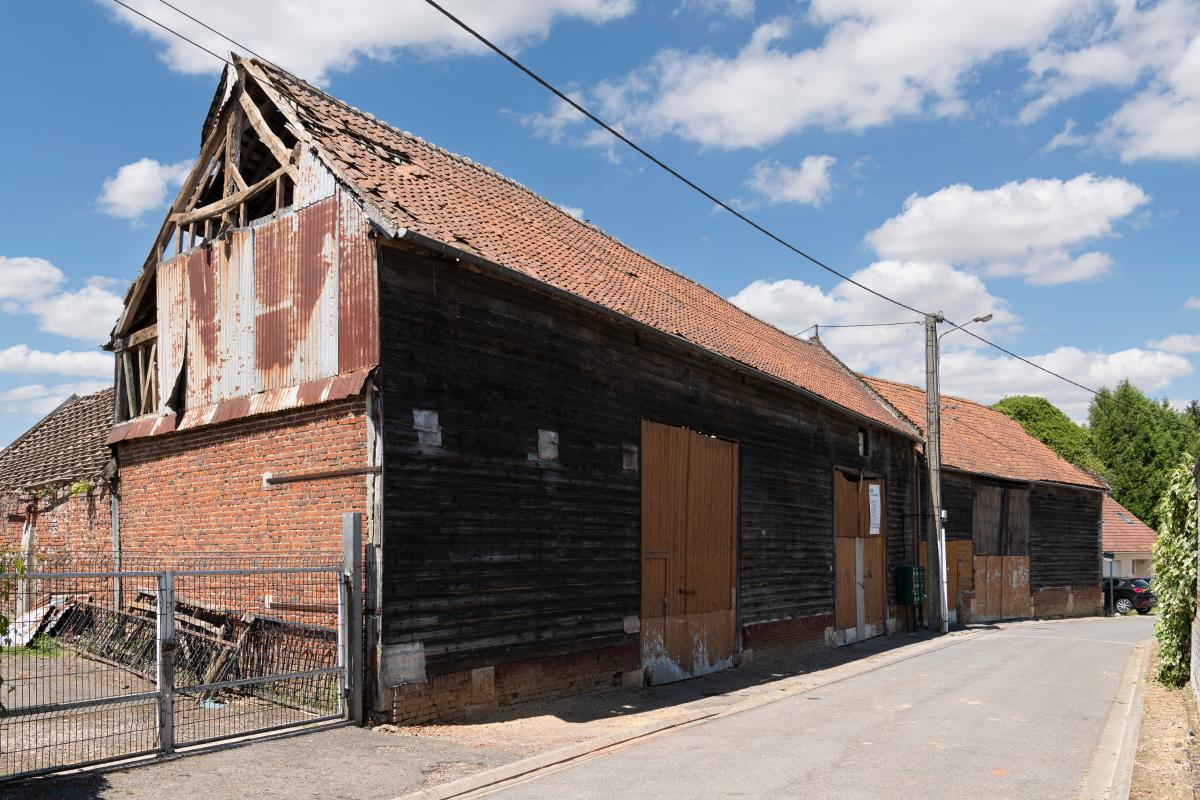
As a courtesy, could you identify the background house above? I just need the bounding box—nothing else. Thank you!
[1102,495,1157,578]
[864,377,1107,622]
[105,56,926,723]
[0,388,115,565]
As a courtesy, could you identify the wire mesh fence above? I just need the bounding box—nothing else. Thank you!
[1,554,349,781]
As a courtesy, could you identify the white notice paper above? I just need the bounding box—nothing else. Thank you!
[868,484,881,535]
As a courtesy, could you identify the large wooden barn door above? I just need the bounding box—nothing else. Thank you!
[834,470,887,645]
[970,485,1031,619]
[640,420,738,685]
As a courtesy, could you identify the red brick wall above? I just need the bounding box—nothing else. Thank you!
[1032,585,1103,618]
[1,486,113,557]
[389,642,637,725]
[115,398,369,556]
[742,614,832,658]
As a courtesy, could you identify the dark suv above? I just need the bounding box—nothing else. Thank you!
[1103,577,1157,615]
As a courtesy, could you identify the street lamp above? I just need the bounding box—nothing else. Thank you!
[924,311,991,633]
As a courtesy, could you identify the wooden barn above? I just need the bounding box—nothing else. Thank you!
[106,56,926,723]
[865,377,1107,622]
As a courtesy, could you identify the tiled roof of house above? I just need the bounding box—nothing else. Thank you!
[245,59,918,439]
[862,376,1105,490]
[0,388,114,492]
[1102,495,1157,554]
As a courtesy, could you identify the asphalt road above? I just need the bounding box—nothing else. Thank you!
[481,615,1154,800]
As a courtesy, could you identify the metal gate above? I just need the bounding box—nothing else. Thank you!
[0,528,361,781]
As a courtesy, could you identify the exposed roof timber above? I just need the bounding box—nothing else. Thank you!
[172,164,287,226]
[237,91,298,181]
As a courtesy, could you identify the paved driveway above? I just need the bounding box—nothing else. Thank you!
[481,616,1153,800]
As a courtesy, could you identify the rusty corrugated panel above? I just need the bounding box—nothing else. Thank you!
[254,210,297,392]
[110,367,371,443]
[185,248,218,409]
[155,254,189,411]
[213,230,258,402]
[337,187,379,372]
[293,198,339,385]
[293,149,336,209]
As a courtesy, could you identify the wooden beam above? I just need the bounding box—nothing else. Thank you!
[238,92,298,179]
[121,351,138,419]
[171,164,287,227]
[112,323,157,353]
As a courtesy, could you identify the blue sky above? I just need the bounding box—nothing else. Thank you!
[1,0,1198,447]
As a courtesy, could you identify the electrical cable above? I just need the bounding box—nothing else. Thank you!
[108,0,230,66]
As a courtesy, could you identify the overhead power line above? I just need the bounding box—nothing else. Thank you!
[109,0,230,66]
[103,0,1176,428]
[416,0,928,320]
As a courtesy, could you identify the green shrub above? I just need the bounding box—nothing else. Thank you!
[1151,453,1199,686]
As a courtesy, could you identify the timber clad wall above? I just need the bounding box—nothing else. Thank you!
[377,245,916,691]
[941,475,974,541]
[1030,487,1102,588]
[116,398,367,553]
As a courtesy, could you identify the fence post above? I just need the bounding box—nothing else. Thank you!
[156,571,176,755]
[343,513,364,724]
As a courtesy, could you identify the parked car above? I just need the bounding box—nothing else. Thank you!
[1102,577,1157,615]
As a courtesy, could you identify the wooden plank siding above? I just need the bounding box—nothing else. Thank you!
[377,244,916,677]
[941,474,975,541]
[1029,486,1103,588]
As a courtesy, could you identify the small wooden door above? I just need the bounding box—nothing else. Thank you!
[641,420,738,685]
[834,471,887,645]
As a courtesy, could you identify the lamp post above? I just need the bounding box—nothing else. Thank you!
[925,312,992,633]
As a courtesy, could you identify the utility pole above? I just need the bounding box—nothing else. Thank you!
[924,313,949,633]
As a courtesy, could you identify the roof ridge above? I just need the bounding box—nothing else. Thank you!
[0,394,80,462]
[248,59,841,364]
[862,373,1004,414]
[812,341,919,434]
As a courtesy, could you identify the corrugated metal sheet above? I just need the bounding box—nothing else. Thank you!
[293,198,339,384]
[293,149,336,209]
[156,253,189,412]
[338,187,378,372]
[107,367,371,444]
[133,186,378,436]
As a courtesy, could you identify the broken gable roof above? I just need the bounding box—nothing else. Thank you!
[1102,495,1157,554]
[862,376,1105,490]
[235,58,918,439]
[0,388,115,493]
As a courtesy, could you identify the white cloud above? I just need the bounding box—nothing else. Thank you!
[31,280,128,344]
[864,175,1148,285]
[744,155,835,206]
[1043,118,1088,152]
[1186,297,1200,311]
[729,260,1017,374]
[556,204,585,220]
[935,347,1193,422]
[729,262,1193,421]
[568,2,1082,149]
[106,0,634,83]
[676,0,755,19]
[0,381,111,421]
[1021,1,1200,162]
[0,345,113,378]
[0,257,65,307]
[1,257,124,345]
[99,158,193,221]
[1146,334,1200,354]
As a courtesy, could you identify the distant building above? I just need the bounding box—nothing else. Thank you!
[1101,495,1157,578]
[0,388,115,560]
[864,377,1107,622]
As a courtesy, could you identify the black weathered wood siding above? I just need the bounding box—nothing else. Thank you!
[377,245,914,676]
[941,474,974,541]
[1029,486,1102,588]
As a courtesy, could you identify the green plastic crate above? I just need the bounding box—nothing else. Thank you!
[895,565,926,606]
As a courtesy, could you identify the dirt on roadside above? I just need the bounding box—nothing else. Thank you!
[1131,645,1200,800]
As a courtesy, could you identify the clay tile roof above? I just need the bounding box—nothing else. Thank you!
[862,376,1105,490]
[245,59,918,439]
[0,388,114,492]
[1102,495,1157,553]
